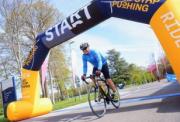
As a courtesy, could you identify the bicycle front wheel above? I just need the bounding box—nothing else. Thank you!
[88,85,106,118]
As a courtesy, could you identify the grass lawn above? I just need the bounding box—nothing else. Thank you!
[53,94,89,110]
[0,115,8,122]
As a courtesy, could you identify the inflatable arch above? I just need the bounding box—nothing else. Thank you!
[7,0,180,121]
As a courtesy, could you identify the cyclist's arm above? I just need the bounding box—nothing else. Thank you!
[82,56,87,75]
[94,51,102,70]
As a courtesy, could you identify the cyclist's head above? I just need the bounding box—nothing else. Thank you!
[80,42,89,54]
[80,42,89,51]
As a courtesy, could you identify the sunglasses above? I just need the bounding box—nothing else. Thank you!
[82,47,87,51]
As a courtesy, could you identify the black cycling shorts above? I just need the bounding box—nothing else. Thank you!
[92,63,111,79]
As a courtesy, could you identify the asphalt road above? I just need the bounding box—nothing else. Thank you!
[21,80,180,122]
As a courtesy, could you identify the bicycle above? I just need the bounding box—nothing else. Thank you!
[83,74,120,118]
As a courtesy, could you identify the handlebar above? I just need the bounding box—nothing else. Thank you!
[82,74,105,85]
[83,79,89,85]
[82,75,93,85]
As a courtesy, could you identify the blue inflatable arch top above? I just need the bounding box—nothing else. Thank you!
[23,0,165,70]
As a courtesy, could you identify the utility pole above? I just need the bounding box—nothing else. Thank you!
[69,41,76,88]
[152,53,160,81]
[69,41,82,99]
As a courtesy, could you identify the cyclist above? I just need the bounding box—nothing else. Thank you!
[80,42,118,101]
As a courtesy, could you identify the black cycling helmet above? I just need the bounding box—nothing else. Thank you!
[80,42,89,50]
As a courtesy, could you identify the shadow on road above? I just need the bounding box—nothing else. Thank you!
[31,96,180,122]
[114,96,180,113]
[24,81,180,122]
[117,81,180,113]
[28,110,99,122]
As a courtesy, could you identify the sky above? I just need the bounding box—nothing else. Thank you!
[50,0,165,76]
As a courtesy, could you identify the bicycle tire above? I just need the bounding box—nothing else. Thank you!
[88,85,106,118]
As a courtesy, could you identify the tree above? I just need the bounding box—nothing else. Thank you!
[49,46,70,101]
[106,49,130,85]
[22,0,62,42]
[0,0,64,99]
[0,0,30,75]
[106,49,155,86]
[0,0,62,77]
[158,56,174,75]
[128,64,155,85]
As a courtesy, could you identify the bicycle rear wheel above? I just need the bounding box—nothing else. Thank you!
[88,85,106,118]
[110,86,120,108]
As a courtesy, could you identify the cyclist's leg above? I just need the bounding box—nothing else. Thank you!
[102,64,120,105]
[101,64,116,92]
[101,65,119,102]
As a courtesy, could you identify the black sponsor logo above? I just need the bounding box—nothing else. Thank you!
[22,79,30,88]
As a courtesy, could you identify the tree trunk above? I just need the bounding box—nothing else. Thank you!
[48,66,55,104]
[58,83,64,100]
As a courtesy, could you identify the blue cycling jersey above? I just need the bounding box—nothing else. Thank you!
[82,49,107,75]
